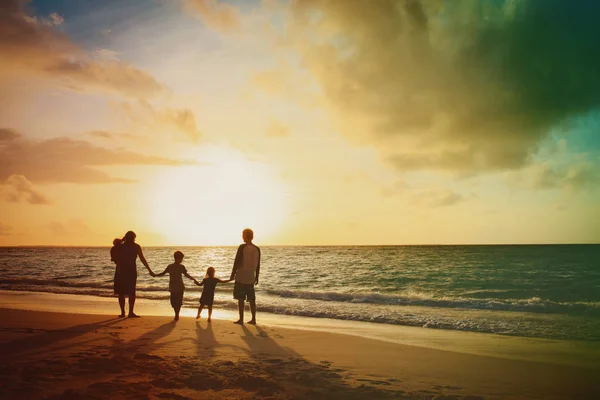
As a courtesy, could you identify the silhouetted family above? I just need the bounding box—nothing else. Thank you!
[110,228,261,324]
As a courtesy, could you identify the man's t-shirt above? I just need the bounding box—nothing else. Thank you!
[233,243,260,285]
[166,263,187,292]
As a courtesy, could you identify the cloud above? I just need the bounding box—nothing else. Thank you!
[509,136,600,191]
[0,0,164,98]
[516,161,599,192]
[95,48,120,62]
[0,129,193,183]
[2,174,51,204]
[184,0,241,33]
[48,12,64,26]
[0,128,20,141]
[119,100,202,143]
[266,0,600,175]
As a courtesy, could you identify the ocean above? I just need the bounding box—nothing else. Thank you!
[1,245,599,341]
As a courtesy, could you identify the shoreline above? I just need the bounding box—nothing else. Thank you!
[2,290,600,371]
[1,308,600,399]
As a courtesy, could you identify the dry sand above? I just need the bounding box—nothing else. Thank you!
[0,295,599,399]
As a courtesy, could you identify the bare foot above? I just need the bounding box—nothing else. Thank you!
[196,315,201,319]
[233,320,243,325]
[247,319,256,325]
[174,316,179,321]
[118,313,125,318]
[128,313,140,318]
[207,318,212,322]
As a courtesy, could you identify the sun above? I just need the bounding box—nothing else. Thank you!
[146,147,288,245]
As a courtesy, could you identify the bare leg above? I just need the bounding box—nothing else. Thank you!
[196,304,204,319]
[118,295,126,317]
[208,306,213,322]
[128,295,139,318]
[174,306,181,321]
[234,299,244,324]
[248,300,257,324]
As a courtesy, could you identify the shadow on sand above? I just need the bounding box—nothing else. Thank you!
[0,317,122,359]
[0,317,448,400]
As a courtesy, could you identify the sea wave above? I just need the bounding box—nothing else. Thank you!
[195,300,600,341]
[266,289,600,316]
[1,280,599,340]
[2,277,599,317]
[52,274,89,280]
[0,278,218,294]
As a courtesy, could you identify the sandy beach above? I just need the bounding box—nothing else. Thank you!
[0,292,599,399]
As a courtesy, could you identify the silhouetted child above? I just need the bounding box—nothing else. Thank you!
[110,238,121,264]
[195,267,231,322]
[154,251,199,321]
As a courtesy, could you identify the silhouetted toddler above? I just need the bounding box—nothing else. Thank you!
[195,267,231,322]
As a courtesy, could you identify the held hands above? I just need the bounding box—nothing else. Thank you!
[146,265,155,277]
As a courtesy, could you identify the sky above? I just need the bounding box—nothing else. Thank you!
[0,0,599,246]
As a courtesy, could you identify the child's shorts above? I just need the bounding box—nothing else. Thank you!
[170,291,184,309]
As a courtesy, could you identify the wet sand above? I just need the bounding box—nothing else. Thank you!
[0,292,599,399]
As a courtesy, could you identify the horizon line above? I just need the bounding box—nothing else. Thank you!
[1,242,599,248]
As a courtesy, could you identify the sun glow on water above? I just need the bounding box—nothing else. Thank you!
[148,147,288,245]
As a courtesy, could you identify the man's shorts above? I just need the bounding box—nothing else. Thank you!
[170,291,184,309]
[233,282,256,301]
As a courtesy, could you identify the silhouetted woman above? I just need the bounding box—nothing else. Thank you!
[113,231,154,318]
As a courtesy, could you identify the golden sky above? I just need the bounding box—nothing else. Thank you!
[1,0,599,246]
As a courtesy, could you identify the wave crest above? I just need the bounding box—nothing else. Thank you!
[266,289,600,316]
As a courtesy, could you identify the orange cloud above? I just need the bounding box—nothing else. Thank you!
[0,0,164,98]
[0,129,193,183]
[2,174,51,205]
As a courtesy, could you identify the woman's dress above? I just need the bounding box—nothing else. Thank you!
[113,242,139,295]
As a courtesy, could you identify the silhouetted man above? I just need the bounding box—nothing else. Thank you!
[230,228,260,325]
